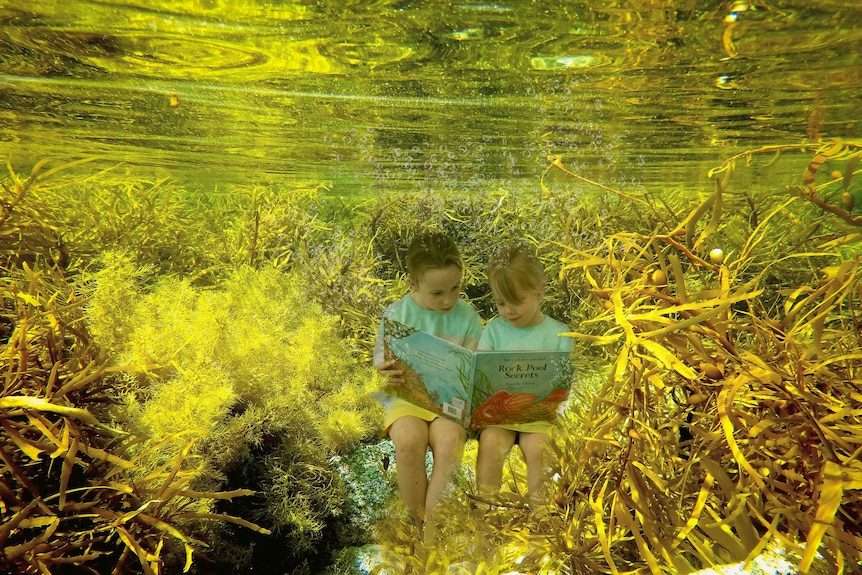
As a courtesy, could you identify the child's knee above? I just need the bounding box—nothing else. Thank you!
[431,419,466,444]
[427,428,464,466]
[396,436,427,457]
[435,432,465,461]
[390,421,429,454]
[480,427,515,452]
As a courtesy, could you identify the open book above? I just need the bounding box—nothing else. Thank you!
[381,318,574,429]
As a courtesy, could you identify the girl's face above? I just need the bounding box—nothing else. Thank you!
[409,264,463,314]
[493,287,544,328]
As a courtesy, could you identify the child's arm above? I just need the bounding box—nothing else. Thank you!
[477,317,495,351]
[464,335,481,351]
[373,318,404,385]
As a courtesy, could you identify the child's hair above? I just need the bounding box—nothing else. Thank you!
[405,231,463,281]
[487,243,546,304]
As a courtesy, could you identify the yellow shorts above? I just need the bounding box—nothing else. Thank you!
[382,398,439,432]
[482,420,554,436]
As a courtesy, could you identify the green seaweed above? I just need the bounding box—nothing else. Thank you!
[0,258,266,575]
[84,257,383,571]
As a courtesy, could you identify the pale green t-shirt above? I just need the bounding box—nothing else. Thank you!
[478,315,573,352]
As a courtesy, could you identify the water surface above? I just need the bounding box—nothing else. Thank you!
[0,0,859,195]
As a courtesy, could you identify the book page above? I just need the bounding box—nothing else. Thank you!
[470,350,573,428]
[383,319,473,425]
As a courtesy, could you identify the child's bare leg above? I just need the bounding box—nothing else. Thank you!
[421,416,465,544]
[389,416,430,521]
[476,427,517,495]
[519,431,552,507]
[426,417,466,511]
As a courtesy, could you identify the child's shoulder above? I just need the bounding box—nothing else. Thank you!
[453,298,481,317]
[482,316,512,337]
[383,294,409,312]
[542,315,574,351]
[454,301,482,332]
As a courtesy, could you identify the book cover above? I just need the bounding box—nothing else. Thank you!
[381,318,574,428]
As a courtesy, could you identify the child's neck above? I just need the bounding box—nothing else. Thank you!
[524,311,544,327]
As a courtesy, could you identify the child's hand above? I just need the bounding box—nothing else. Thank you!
[375,359,404,386]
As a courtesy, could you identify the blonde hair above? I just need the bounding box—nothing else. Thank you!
[487,243,545,304]
[405,232,463,282]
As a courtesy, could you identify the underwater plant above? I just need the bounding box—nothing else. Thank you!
[542,148,859,573]
[1,163,276,574]
[0,157,100,271]
[7,144,860,574]
[708,140,862,229]
[0,263,267,574]
[85,258,384,573]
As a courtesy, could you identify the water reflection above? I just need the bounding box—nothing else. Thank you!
[0,0,859,194]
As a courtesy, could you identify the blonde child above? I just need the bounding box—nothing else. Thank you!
[373,231,482,534]
[475,243,573,507]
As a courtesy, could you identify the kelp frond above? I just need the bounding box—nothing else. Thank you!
[540,144,862,574]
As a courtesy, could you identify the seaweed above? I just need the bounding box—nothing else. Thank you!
[6,146,861,574]
[530,147,859,574]
[84,259,384,572]
[0,157,98,271]
[1,161,270,574]
[0,262,266,575]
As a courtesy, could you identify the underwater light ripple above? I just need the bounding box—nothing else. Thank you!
[0,75,501,107]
